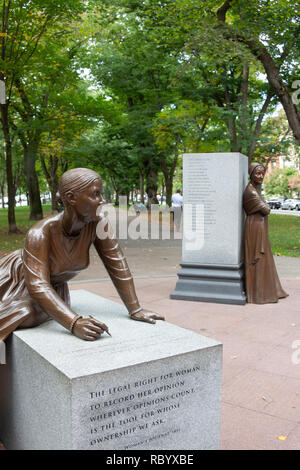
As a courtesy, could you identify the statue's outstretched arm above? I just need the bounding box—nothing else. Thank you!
[94,218,164,324]
[93,218,141,315]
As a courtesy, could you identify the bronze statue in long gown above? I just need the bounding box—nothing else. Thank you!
[243,162,288,304]
[0,168,164,341]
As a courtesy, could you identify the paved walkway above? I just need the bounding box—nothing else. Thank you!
[271,209,300,217]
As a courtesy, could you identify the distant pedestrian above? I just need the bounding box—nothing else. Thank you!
[171,189,183,231]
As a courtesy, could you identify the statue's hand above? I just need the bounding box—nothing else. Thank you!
[130,308,165,324]
[72,316,109,341]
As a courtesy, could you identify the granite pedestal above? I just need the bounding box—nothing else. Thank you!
[0,290,222,450]
[171,152,248,305]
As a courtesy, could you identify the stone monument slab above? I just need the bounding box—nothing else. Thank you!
[171,152,248,305]
[0,290,222,450]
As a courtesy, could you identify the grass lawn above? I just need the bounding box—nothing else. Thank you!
[0,207,299,257]
[0,205,53,253]
[268,213,300,258]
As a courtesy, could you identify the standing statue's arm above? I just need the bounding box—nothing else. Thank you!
[259,202,271,216]
[243,185,271,216]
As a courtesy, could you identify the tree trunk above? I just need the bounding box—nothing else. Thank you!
[216,1,300,146]
[27,170,43,220]
[0,172,5,209]
[239,63,249,149]
[247,89,274,160]
[145,162,159,208]
[24,143,43,220]
[160,146,179,208]
[0,103,18,233]
[103,186,112,203]
[51,189,58,211]
[223,76,239,151]
[139,170,145,204]
[165,177,173,208]
[115,188,120,206]
[40,154,59,212]
[251,46,300,146]
[0,187,4,208]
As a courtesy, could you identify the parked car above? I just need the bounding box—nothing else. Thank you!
[281,199,300,210]
[267,197,284,209]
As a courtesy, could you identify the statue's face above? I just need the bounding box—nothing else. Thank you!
[251,166,265,185]
[72,179,104,222]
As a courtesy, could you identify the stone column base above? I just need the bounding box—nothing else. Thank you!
[171,262,246,305]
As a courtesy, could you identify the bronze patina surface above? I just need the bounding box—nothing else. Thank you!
[0,168,164,341]
[243,163,288,304]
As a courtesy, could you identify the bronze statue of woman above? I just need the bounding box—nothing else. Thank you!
[0,168,164,341]
[243,162,288,304]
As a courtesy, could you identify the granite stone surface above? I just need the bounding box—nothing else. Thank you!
[0,290,222,450]
[172,153,248,304]
[182,152,248,265]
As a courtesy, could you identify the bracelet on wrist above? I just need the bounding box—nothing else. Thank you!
[129,307,142,316]
[70,314,82,333]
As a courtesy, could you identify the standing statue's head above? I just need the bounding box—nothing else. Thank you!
[249,162,265,186]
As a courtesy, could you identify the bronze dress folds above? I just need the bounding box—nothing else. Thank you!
[0,213,140,341]
[243,183,288,304]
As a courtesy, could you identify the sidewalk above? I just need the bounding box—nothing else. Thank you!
[69,251,300,450]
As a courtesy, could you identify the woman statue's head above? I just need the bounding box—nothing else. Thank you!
[57,168,104,223]
[57,168,102,206]
[249,162,265,185]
